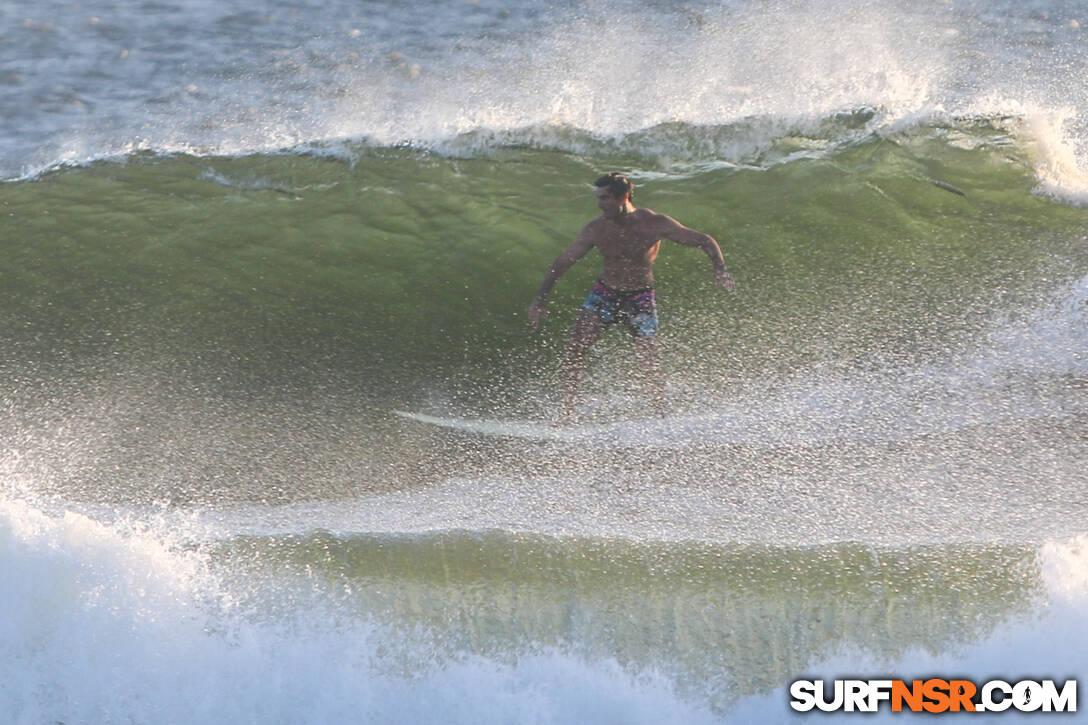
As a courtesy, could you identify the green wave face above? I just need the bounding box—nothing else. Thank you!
[5,123,1082,377]
[213,530,1039,710]
[3,118,1086,507]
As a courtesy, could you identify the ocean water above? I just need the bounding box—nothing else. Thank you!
[1,0,1086,722]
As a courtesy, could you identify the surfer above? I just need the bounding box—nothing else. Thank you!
[528,172,735,420]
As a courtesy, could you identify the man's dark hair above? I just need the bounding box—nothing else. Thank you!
[595,172,634,200]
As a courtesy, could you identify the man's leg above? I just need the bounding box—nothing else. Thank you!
[633,335,668,417]
[561,310,605,421]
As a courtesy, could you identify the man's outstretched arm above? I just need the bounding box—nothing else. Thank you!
[528,230,595,328]
[656,214,735,290]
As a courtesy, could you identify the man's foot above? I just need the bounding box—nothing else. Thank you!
[552,407,575,427]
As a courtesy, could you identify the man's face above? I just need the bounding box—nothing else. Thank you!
[595,187,626,218]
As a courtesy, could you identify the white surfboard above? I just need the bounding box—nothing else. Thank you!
[394,409,731,447]
[394,410,585,442]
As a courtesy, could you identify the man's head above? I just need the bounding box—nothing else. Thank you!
[595,172,634,201]
[594,172,634,218]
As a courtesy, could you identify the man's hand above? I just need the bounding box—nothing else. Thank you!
[715,268,736,291]
[528,298,548,329]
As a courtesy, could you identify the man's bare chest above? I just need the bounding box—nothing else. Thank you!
[595,227,662,258]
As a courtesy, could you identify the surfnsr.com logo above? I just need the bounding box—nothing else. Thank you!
[789,678,1077,714]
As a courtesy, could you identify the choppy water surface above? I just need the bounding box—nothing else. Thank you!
[2,0,1086,722]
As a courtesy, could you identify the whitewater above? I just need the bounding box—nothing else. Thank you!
[1,0,1086,722]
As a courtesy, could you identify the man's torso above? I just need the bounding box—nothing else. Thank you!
[586,208,663,289]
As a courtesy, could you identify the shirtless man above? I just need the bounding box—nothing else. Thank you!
[528,172,735,420]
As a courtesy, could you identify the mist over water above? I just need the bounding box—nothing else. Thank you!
[4,0,1088,189]
[1,0,1087,722]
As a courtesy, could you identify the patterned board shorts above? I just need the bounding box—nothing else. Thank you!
[580,279,659,338]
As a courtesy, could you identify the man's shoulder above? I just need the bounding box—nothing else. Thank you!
[581,215,610,234]
[587,208,660,225]
[631,208,673,230]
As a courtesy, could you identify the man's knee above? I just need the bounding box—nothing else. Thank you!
[633,335,661,361]
[570,311,603,343]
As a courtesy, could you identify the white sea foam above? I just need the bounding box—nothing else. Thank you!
[2,492,1081,724]
[732,535,1088,723]
[7,0,1088,200]
[982,272,1088,376]
[0,495,723,724]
